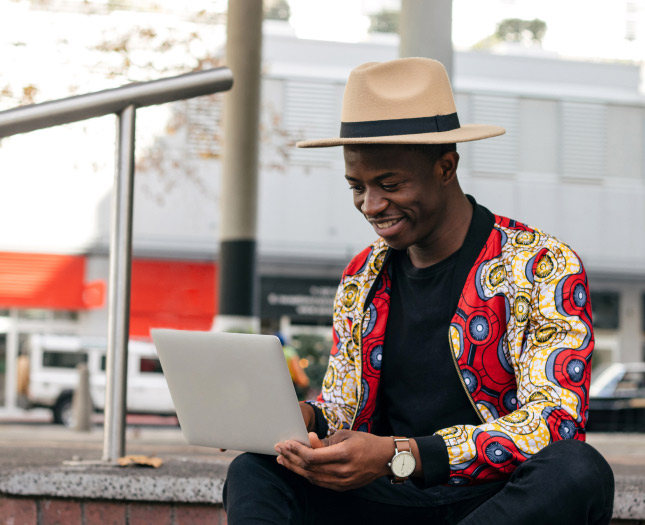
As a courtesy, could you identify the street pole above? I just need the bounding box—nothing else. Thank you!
[400,0,454,79]
[214,0,263,333]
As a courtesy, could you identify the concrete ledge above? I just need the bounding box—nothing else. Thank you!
[0,458,227,504]
[614,475,645,521]
[1,457,643,522]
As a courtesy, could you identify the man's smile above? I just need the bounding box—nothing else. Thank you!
[368,216,406,238]
[372,217,402,229]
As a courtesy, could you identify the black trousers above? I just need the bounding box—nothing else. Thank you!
[223,439,615,525]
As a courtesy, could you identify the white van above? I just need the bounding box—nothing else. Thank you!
[23,334,175,426]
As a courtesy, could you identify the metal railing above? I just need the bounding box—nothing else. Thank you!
[0,67,234,463]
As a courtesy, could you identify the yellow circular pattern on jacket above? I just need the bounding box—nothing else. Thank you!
[322,362,338,392]
[513,230,540,248]
[535,323,559,344]
[535,253,556,280]
[342,283,359,311]
[369,247,387,274]
[528,391,550,403]
[514,292,531,324]
[487,262,506,289]
[351,319,363,349]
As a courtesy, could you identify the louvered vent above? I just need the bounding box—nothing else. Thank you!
[472,95,519,175]
[561,101,606,180]
[284,81,340,166]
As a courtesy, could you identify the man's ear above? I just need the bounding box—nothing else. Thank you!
[438,151,460,185]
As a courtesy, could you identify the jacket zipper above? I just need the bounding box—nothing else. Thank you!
[447,332,485,424]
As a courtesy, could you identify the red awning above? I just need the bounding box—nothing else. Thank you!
[0,252,104,310]
[0,252,217,337]
[129,259,217,338]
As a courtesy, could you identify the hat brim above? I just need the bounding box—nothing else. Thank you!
[296,124,506,148]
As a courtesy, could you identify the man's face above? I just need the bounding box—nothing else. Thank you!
[344,144,448,251]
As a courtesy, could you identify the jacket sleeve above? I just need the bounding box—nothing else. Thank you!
[436,238,594,485]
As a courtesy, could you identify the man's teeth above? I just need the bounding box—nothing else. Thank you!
[376,219,399,228]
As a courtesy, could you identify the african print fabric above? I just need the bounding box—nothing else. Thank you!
[309,214,594,485]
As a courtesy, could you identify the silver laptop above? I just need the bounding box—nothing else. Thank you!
[150,329,311,455]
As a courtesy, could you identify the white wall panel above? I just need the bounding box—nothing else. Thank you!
[519,98,559,175]
[607,104,642,180]
[561,101,607,180]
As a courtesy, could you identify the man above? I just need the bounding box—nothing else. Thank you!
[224,58,614,524]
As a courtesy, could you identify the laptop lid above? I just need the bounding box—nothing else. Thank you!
[151,329,311,455]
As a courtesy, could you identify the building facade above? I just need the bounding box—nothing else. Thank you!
[0,14,644,411]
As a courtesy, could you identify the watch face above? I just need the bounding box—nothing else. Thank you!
[391,451,415,478]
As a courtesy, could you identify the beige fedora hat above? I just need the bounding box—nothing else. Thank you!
[297,57,505,148]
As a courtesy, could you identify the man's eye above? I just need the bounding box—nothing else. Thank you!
[349,186,364,193]
[382,184,398,191]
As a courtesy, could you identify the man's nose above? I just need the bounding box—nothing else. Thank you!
[360,188,387,217]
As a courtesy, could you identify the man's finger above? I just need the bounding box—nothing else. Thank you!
[309,432,325,449]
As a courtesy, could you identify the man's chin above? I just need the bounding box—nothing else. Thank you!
[379,236,410,251]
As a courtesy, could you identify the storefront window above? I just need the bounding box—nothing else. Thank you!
[52,310,79,322]
[18,309,48,320]
[591,291,620,330]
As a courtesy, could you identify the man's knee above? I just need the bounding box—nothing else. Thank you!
[224,453,313,523]
[533,439,615,504]
[225,452,285,494]
[227,453,270,481]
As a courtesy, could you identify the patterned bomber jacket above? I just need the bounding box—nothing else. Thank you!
[309,202,594,486]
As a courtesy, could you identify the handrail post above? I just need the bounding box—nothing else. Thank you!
[102,104,136,462]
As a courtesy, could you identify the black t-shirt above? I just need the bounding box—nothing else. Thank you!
[373,248,481,436]
[372,248,483,487]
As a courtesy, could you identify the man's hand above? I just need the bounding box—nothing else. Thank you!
[299,402,316,432]
[274,430,393,491]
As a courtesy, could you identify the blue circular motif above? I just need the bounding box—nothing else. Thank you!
[469,315,489,341]
[573,284,587,308]
[485,442,512,464]
[370,345,383,370]
[559,420,577,439]
[357,423,369,432]
[461,369,478,394]
[503,389,518,412]
[566,359,585,383]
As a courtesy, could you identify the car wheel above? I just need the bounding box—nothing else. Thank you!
[53,394,75,428]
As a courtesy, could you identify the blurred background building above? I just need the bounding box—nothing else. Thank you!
[0,0,643,410]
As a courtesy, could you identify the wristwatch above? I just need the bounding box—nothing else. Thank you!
[388,437,416,484]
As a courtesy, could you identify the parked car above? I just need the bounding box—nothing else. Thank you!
[587,362,645,432]
[23,334,175,427]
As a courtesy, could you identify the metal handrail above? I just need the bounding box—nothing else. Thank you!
[0,67,233,463]
[0,68,233,137]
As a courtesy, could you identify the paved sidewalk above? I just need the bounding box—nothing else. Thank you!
[0,422,643,472]
[0,423,239,469]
